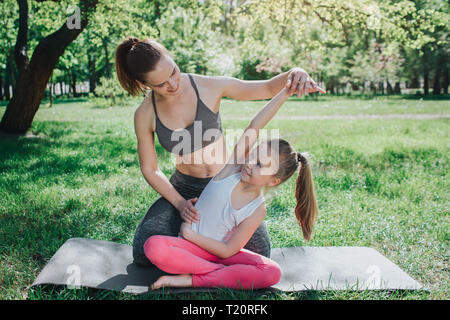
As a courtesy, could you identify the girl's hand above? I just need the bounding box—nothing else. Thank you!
[180,222,193,240]
[179,198,200,223]
[286,68,326,97]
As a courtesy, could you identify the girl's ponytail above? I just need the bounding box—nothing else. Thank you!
[294,153,318,241]
[267,139,319,241]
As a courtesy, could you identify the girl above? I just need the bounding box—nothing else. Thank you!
[115,37,321,266]
[144,84,323,290]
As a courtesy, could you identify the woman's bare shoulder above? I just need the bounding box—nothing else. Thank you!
[192,74,233,90]
[134,94,156,133]
[190,74,232,111]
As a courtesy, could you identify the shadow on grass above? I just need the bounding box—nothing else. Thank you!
[0,123,171,185]
[0,121,173,269]
[28,284,427,300]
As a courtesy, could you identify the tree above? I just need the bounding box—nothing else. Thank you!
[0,0,99,134]
[0,1,19,101]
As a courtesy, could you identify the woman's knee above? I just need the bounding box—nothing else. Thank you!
[134,199,180,246]
[245,223,271,258]
[137,199,181,236]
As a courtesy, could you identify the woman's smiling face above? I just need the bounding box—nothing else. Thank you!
[143,54,182,96]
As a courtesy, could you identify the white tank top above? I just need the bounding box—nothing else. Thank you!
[191,173,265,242]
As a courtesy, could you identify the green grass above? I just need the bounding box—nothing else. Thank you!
[0,95,448,300]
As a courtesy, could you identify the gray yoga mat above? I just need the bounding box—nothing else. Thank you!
[31,238,423,294]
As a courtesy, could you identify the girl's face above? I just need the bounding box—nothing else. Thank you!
[240,143,281,187]
[142,55,182,96]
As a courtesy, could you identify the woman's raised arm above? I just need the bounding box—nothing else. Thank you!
[212,67,324,101]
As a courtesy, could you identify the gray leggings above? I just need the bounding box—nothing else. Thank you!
[133,169,271,267]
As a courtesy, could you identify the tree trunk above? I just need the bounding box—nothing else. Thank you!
[0,0,99,134]
[7,52,16,93]
[88,53,96,94]
[3,63,12,100]
[370,81,376,95]
[66,71,72,96]
[443,61,449,94]
[433,55,443,95]
[3,77,10,101]
[102,38,111,78]
[14,0,29,76]
[423,70,429,95]
[410,75,420,88]
[70,70,78,97]
[394,82,401,94]
[49,72,53,107]
[326,83,334,94]
[378,81,384,95]
[386,80,393,95]
[432,69,441,94]
[0,74,3,100]
[422,47,430,95]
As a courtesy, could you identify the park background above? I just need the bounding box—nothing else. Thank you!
[0,0,448,300]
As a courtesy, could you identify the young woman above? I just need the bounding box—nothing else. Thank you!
[144,85,323,290]
[115,37,323,267]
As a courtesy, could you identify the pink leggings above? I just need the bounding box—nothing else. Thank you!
[144,235,281,289]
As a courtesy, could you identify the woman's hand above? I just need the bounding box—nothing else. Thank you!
[179,198,200,223]
[180,222,193,240]
[285,68,326,97]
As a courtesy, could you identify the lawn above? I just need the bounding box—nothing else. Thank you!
[0,95,448,300]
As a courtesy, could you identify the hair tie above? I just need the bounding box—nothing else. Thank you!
[297,152,306,165]
[129,38,139,51]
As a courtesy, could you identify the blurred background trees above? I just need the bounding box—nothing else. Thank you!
[0,0,448,133]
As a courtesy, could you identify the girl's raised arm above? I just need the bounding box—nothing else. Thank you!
[215,88,290,180]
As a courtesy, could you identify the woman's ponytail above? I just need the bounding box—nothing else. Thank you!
[294,153,318,241]
[115,37,168,96]
[115,37,142,96]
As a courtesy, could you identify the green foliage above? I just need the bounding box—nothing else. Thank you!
[91,75,132,108]
[0,0,448,103]
[158,3,238,75]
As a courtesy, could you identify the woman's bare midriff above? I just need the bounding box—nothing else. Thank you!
[174,135,229,178]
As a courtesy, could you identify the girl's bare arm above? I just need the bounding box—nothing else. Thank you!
[180,204,266,259]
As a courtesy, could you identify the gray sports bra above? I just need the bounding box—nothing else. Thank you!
[151,74,223,156]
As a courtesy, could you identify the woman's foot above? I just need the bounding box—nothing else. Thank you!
[151,274,193,290]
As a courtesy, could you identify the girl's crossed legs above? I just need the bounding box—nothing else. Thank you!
[144,235,281,290]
